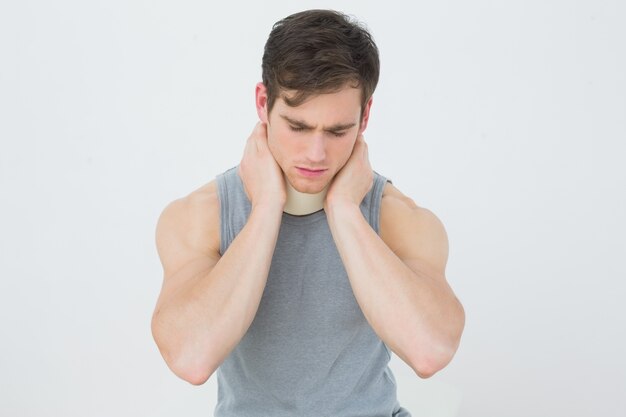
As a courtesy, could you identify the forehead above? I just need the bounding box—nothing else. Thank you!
[274,86,362,122]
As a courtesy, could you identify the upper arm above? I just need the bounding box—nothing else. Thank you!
[379,183,449,281]
[153,180,222,315]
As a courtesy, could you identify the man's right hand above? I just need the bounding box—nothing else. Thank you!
[238,122,287,210]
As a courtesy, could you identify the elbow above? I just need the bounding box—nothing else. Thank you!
[176,363,214,386]
[168,348,216,386]
[411,301,465,379]
[415,369,436,379]
[403,341,443,379]
[409,339,461,379]
[151,316,216,386]
[158,342,217,386]
[411,357,440,379]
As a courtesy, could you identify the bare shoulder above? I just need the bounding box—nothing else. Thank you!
[155,180,222,279]
[380,182,449,276]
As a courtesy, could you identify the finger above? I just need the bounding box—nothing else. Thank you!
[358,137,370,161]
[246,122,265,153]
[253,122,268,140]
[258,121,268,138]
[243,133,256,155]
[357,133,368,147]
[255,124,271,153]
[353,135,366,156]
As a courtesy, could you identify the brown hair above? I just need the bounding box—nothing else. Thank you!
[262,9,380,120]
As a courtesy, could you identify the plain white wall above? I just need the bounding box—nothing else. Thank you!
[1,1,624,416]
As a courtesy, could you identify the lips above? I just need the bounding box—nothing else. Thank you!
[296,167,327,177]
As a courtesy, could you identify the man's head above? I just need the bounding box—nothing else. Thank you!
[261,9,380,122]
[255,9,380,194]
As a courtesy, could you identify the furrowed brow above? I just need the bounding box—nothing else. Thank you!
[280,115,314,129]
[280,114,356,131]
[326,122,357,131]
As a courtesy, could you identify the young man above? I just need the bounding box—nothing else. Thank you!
[151,9,465,416]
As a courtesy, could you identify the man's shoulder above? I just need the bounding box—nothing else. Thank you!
[168,179,220,223]
[379,182,449,273]
[380,182,445,233]
[381,181,418,210]
[156,179,221,265]
[187,179,220,208]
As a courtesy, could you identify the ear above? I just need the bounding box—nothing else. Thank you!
[358,96,374,134]
[255,82,269,123]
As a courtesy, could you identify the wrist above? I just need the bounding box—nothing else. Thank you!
[324,198,361,219]
[251,200,285,215]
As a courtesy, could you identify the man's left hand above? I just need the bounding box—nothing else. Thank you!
[324,134,374,210]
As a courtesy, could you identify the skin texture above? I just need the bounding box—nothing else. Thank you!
[151,82,465,385]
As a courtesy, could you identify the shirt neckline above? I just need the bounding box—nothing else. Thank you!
[280,208,327,225]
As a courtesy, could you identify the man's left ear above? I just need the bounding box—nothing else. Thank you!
[358,96,374,135]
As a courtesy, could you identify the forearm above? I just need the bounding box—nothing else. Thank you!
[153,204,283,383]
[326,202,464,376]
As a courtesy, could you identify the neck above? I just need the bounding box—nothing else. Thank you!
[283,174,328,215]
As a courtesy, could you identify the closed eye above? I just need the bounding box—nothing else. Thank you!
[289,125,347,137]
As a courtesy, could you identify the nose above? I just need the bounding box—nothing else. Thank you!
[305,133,326,163]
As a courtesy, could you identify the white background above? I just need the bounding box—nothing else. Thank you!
[1,1,624,416]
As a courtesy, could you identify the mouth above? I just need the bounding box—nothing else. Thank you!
[296,167,328,178]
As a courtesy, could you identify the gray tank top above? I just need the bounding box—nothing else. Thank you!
[214,165,411,417]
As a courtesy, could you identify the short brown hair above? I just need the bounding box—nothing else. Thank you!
[262,9,380,119]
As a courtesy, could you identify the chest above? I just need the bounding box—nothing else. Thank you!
[251,219,366,336]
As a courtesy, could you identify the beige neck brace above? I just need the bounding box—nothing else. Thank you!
[283,174,328,215]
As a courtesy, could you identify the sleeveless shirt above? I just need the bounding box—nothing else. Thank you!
[214,165,412,417]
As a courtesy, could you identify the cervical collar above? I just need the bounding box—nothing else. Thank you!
[283,173,328,215]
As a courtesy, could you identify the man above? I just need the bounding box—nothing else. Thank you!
[151,9,465,416]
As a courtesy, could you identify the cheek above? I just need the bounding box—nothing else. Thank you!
[271,133,297,159]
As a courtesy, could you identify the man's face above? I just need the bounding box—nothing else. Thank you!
[260,84,372,194]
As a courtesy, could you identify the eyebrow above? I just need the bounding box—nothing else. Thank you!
[279,114,357,132]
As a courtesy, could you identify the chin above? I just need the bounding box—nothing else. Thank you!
[288,175,330,194]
